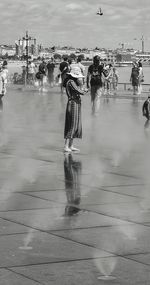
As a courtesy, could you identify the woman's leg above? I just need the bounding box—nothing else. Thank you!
[69,138,79,151]
[64,139,71,152]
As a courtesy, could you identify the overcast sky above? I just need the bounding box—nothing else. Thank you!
[1,0,150,50]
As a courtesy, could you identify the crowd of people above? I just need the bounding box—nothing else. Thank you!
[0,55,149,153]
[13,56,119,97]
[61,55,120,152]
[12,55,145,101]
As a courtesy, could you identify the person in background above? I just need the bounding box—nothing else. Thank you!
[104,64,113,95]
[63,67,88,152]
[87,55,106,114]
[130,61,139,95]
[59,57,69,94]
[21,65,26,84]
[68,58,73,72]
[76,56,85,88]
[38,58,47,91]
[28,60,36,85]
[77,56,85,75]
[1,61,8,96]
[138,61,144,95]
[47,58,55,87]
[2,60,8,84]
[112,67,119,92]
[0,66,6,99]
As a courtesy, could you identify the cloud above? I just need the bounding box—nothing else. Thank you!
[0,0,149,48]
[66,3,82,10]
[109,14,122,20]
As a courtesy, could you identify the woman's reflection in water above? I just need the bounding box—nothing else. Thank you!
[0,98,3,111]
[64,153,82,216]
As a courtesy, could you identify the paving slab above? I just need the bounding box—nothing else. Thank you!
[82,202,150,224]
[0,217,29,235]
[51,224,150,256]
[0,268,39,285]
[0,231,112,268]
[76,173,140,189]
[99,184,144,198]
[11,256,150,285]
[125,253,150,266]
[0,208,131,231]
[0,88,149,284]
[24,188,140,206]
[0,192,60,211]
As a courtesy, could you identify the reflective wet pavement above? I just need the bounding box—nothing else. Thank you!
[0,86,150,284]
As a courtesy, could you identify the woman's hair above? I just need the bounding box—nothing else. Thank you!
[138,61,142,67]
[68,58,72,65]
[3,60,7,66]
[93,55,100,65]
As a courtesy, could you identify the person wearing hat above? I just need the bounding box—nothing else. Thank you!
[87,55,106,114]
[63,66,88,152]
[142,96,150,121]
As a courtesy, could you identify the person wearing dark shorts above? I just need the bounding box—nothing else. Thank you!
[87,55,106,114]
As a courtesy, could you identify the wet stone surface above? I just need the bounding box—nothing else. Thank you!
[0,87,150,284]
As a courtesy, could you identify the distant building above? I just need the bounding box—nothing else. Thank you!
[135,53,150,63]
[0,45,16,57]
[116,53,132,62]
[15,36,37,57]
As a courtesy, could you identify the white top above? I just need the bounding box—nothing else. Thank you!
[28,62,35,74]
[1,68,8,84]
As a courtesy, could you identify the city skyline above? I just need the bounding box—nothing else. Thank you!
[0,0,150,50]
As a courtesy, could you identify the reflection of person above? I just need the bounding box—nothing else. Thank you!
[0,99,3,111]
[63,67,87,152]
[64,153,82,216]
[87,55,105,114]
[142,96,150,120]
[130,62,139,95]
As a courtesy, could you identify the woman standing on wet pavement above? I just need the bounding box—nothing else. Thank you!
[63,67,88,152]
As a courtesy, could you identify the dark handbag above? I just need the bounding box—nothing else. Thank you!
[36,72,41,80]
